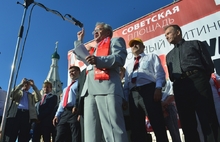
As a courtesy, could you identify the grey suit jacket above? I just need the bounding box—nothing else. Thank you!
[74,37,127,97]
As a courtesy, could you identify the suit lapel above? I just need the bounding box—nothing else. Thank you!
[42,93,52,104]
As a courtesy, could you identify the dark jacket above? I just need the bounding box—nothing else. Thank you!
[36,93,58,126]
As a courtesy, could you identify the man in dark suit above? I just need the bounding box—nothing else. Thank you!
[164,24,220,142]
[32,81,58,142]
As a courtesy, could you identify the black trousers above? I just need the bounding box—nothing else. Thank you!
[4,109,31,142]
[32,123,53,142]
[129,83,168,142]
[55,108,81,142]
[173,71,220,142]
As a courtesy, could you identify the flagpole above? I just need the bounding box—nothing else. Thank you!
[0,0,33,140]
[0,1,83,140]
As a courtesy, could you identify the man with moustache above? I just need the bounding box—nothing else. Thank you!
[53,66,81,142]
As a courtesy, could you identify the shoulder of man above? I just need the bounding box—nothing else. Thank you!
[183,39,202,46]
[166,45,176,57]
[49,94,58,103]
[150,53,158,57]
[47,93,57,97]
[143,53,156,58]
[111,37,126,43]
[74,40,83,48]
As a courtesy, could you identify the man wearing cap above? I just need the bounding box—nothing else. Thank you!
[123,38,168,142]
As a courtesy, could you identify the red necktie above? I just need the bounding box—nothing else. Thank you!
[131,56,141,83]
[40,94,46,105]
[63,81,75,107]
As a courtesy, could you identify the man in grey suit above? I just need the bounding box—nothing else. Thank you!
[74,22,128,142]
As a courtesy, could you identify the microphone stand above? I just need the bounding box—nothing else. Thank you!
[0,0,83,140]
[33,2,83,28]
[0,0,33,141]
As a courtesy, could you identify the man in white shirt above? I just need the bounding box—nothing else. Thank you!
[53,66,81,142]
[124,38,168,142]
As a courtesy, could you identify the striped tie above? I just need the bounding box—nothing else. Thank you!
[131,56,141,83]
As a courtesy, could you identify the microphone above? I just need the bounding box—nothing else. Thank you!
[64,14,83,28]
[24,0,34,8]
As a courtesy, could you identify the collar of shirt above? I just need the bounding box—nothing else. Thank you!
[133,52,145,61]
[70,79,78,84]
[175,39,185,47]
[44,92,52,96]
[139,52,145,58]
[22,89,29,93]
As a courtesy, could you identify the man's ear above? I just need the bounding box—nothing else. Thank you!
[177,30,181,36]
[106,31,111,37]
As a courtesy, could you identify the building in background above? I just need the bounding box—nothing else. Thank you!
[0,87,7,124]
[44,42,63,100]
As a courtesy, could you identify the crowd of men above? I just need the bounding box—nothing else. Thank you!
[0,22,220,142]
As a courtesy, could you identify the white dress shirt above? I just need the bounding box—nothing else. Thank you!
[55,80,78,117]
[123,52,165,100]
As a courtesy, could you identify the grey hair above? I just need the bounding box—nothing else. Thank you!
[95,22,113,38]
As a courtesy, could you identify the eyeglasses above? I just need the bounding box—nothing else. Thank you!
[92,28,103,34]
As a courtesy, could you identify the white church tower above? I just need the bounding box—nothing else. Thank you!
[45,41,63,99]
